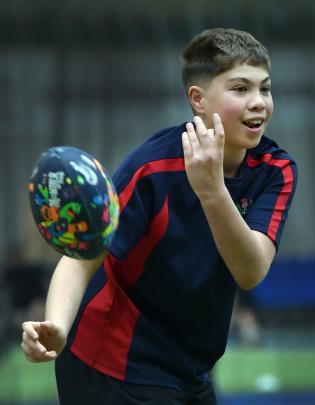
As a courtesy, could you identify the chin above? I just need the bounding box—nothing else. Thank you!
[227,133,262,151]
[241,128,264,149]
[243,136,263,150]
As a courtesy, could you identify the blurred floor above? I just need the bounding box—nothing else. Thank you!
[1,327,314,405]
[218,392,315,405]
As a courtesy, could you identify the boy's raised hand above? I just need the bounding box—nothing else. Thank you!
[21,321,66,362]
[182,114,225,199]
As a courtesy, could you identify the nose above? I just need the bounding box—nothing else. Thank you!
[248,91,266,111]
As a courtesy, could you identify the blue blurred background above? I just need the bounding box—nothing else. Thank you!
[0,1,314,404]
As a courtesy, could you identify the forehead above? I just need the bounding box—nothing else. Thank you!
[222,63,270,82]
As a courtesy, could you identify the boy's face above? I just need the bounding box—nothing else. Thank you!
[200,63,273,151]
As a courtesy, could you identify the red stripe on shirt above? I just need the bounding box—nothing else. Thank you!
[246,153,290,169]
[79,196,169,378]
[70,265,140,381]
[267,164,294,240]
[70,196,170,380]
[119,158,185,212]
[246,154,294,240]
[110,195,169,291]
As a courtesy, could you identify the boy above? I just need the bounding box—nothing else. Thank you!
[21,28,297,404]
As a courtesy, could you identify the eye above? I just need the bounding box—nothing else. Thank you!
[233,86,247,93]
[261,86,271,94]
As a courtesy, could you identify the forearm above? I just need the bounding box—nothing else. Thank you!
[182,115,275,289]
[200,186,273,289]
[45,253,107,335]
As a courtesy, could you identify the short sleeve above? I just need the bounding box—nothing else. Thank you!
[245,159,298,250]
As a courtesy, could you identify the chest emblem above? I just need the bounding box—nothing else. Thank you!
[236,197,253,216]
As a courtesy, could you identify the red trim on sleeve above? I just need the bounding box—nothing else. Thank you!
[267,164,294,240]
[246,154,294,241]
[119,158,184,212]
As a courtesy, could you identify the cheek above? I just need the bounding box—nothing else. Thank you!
[267,97,274,117]
[217,99,242,126]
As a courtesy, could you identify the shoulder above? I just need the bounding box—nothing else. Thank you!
[245,135,298,192]
[112,123,187,192]
[125,123,186,164]
[246,135,297,171]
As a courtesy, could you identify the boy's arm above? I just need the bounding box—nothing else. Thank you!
[21,252,107,362]
[199,186,275,289]
[182,114,276,290]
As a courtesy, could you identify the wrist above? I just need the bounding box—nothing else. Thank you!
[198,184,228,205]
[44,316,69,335]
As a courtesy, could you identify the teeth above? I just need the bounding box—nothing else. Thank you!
[244,119,263,128]
[246,119,262,125]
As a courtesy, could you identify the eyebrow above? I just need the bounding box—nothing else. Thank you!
[227,76,271,84]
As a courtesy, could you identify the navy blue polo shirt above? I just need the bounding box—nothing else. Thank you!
[70,123,297,392]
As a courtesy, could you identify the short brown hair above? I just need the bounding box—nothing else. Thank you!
[182,28,271,91]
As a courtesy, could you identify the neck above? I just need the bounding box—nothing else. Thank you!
[223,146,246,178]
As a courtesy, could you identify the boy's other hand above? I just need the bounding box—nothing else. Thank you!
[182,114,225,199]
[21,321,66,363]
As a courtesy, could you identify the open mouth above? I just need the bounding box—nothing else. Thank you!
[243,119,263,129]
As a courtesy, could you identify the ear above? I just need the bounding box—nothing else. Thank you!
[187,86,206,114]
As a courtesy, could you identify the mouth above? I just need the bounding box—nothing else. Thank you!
[242,119,264,132]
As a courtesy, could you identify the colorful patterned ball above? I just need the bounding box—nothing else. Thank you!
[28,146,119,260]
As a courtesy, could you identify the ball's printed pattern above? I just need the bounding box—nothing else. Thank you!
[29,147,119,259]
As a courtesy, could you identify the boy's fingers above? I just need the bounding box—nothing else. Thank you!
[208,129,215,139]
[213,113,225,146]
[21,341,45,362]
[45,351,58,360]
[22,321,61,339]
[22,322,39,340]
[192,116,215,148]
[193,115,207,135]
[193,116,212,143]
[183,115,224,160]
[22,331,47,353]
[21,338,56,362]
[186,122,200,151]
[182,132,192,159]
